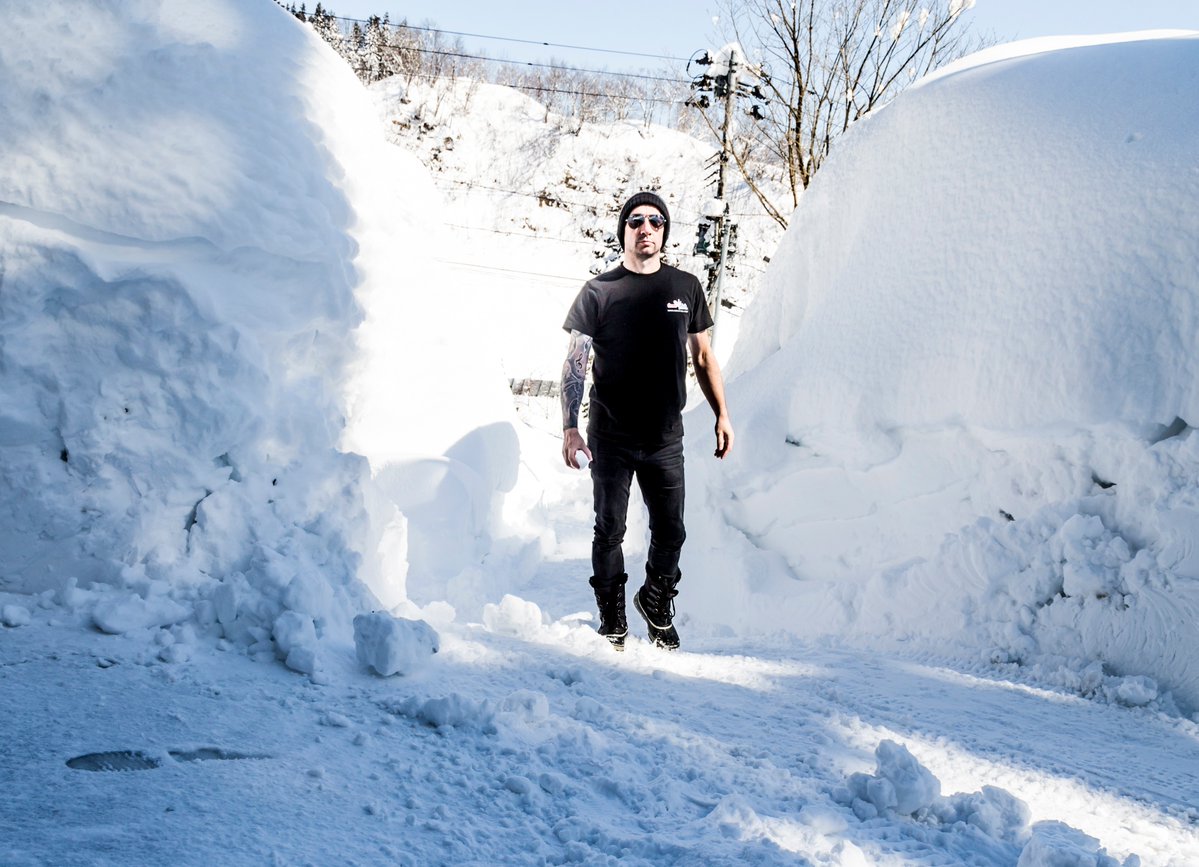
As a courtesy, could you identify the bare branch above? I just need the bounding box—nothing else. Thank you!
[712,0,988,223]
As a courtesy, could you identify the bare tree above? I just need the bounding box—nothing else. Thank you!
[606,75,635,124]
[630,78,663,129]
[706,0,985,228]
[422,29,468,84]
[573,72,606,134]
[520,63,573,123]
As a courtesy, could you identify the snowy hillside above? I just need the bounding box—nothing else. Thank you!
[366,75,784,379]
[3,3,1199,865]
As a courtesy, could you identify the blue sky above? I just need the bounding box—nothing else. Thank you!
[321,0,1199,72]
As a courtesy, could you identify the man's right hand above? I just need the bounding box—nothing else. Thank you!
[562,427,593,469]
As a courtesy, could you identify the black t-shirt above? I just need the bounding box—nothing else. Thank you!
[563,263,714,444]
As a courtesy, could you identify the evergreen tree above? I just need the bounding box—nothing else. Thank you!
[309,4,345,57]
[364,15,395,83]
[347,22,366,80]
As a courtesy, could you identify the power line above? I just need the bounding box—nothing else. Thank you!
[291,7,690,84]
[401,45,686,84]
[435,256,756,288]
[435,258,580,283]
[437,179,781,221]
[438,180,621,216]
[327,12,686,64]
[440,219,767,277]
[445,222,599,247]
[402,69,683,105]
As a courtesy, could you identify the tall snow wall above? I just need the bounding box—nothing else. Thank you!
[0,0,425,663]
[687,34,1199,712]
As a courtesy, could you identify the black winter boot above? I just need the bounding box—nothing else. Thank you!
[589,574,628,650]
[634,568,680,650]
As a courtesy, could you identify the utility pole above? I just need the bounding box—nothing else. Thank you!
[687,46,767,349]
[709,48,738,347]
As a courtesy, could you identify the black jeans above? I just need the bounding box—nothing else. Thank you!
[590,435,685,583]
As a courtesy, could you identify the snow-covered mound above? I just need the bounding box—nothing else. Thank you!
[690,33,1199,712]
[731,33,1199,437]
[0,0,464,671]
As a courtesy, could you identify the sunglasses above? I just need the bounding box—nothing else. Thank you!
[626,214,667,230]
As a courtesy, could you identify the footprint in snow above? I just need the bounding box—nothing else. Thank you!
[66,748,271,772]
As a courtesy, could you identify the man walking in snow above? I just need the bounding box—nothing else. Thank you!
[560,191,734,650]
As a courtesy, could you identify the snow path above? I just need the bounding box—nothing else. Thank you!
[4,573,1197,865]
[4,428,1196,864]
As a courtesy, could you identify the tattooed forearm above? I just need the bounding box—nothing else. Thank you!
[561,329,592,429]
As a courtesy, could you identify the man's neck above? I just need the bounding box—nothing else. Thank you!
[622,252,662,275]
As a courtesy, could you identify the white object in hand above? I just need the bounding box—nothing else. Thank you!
[576,451,589,470]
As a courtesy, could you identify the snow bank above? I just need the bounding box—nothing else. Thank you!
[690,33,1199,712]
[0,0,443,662]
[730,32,1199,438]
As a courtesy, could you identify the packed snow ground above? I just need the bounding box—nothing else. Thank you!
[5,596,1198,865]
[2,1,1199,864]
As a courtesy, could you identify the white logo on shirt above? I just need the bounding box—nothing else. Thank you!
[667,298,689,314]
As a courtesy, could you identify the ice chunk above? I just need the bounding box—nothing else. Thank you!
[482,594,543,636]
[1114,675,1158,707]
[940,785,1031,843]
[91,594,190,634]
[353,612,439,677]
[874,740,941,815]
[849,740,941,816]
[1,604,32,627]
[273,611,318,675]
[1017,821,1130,867]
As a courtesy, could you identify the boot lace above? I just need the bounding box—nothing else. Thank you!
[642,581,677,624]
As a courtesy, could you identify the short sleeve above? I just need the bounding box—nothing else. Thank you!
[563,282,598,336]
[687,275,714,333]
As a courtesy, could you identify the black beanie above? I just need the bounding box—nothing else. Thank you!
[617,191,670,250]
